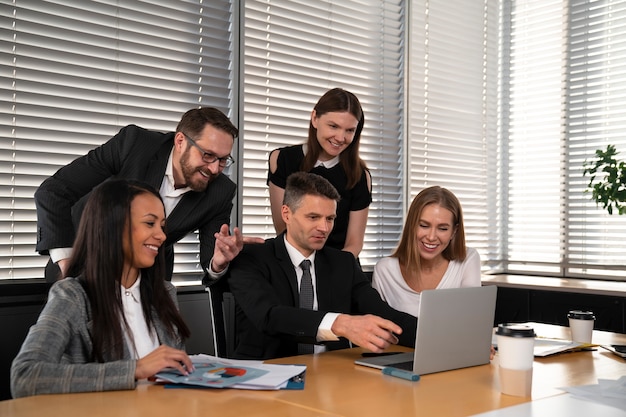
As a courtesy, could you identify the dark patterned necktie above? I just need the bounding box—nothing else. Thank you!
[299,260,313,310]
[298,259,314,354]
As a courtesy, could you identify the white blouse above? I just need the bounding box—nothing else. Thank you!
[121,274,159,359]
[372,247,481,317]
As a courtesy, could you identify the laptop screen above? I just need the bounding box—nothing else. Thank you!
[355,285,497,375]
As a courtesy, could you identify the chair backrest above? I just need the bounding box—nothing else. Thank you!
[205,278,236,358]
[205,279,227,358]
[222,291,237,358]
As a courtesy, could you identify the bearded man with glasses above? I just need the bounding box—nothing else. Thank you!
[35,107,263,283]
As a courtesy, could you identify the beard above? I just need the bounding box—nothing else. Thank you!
[179,148,218,192]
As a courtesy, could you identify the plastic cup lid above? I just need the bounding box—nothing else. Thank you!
[567,310,595,320]
[495,323,536,338]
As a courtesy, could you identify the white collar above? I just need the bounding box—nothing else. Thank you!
[302,144,340,169]
[122,273,142,303]
[283,235,316,269]
[164,146,191,195]
[314,154,340,168]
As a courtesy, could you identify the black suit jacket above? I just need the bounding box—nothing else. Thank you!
[227,234,417,360]
[35,124,236,279]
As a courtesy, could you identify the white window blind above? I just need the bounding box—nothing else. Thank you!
[5,0,624,283]
[566,0,626,278]
[503,0,626,279]
[408,0,501,271]
[1,0,234,280]
[502,0,568,274]
[240,0,406,271]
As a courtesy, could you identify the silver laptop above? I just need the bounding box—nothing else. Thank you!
[355,285,497,375]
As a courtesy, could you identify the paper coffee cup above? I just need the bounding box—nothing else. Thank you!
[495,323,536,397]
[568,310,595,343]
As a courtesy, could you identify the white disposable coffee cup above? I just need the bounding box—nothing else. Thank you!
[568,310,595,343]
[495,323,536,397]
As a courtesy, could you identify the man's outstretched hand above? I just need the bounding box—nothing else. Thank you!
[211,224,264,273]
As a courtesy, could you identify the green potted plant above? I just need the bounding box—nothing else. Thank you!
[583,144,626,215]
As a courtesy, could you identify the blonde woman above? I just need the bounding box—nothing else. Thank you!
[372,186,481,317]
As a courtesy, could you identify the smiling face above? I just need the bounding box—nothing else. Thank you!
[174,124,234,191]
[416,203,456,264]
[122,193,166,283]
[282,194,337,257]
[311,110,359,161]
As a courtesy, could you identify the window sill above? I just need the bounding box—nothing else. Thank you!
[482,274,626,298]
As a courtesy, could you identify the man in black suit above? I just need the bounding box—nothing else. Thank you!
[228,172,417,360]
[35,107,262,282]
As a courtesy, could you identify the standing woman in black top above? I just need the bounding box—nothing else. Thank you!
[267,88,372,258]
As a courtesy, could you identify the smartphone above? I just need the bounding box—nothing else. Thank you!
[601,344,626,358]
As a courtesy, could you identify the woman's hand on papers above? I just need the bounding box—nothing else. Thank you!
[135,345,194,380]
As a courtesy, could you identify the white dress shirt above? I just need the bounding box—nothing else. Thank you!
[283,237,340,353]
[159,147,191,216]
[121,274,159,360]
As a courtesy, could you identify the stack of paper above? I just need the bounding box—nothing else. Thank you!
[469,393,626,416]
[491,325,598,357]
[562,376,626,411]
[156,354,306,390]
[532,337,597,357]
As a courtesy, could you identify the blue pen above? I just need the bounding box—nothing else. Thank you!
[382,367,420,382]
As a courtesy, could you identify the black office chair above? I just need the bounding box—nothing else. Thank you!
[205,278,237,358]
[221,291,237,358]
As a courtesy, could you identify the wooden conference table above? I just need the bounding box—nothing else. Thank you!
[1,323,625,417]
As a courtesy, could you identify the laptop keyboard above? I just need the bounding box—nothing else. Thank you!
[391,361,414,371]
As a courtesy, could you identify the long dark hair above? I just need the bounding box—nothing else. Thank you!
[66,179,190,362]
[303,88,367,189]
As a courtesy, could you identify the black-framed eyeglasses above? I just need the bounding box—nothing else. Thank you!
[182,132,235,168]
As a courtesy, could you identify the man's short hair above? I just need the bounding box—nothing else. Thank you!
[176,107,238,139]
[283,172,340,211]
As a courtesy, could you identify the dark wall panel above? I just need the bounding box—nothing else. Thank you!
[529,290,624,333]
[494,287,530,326]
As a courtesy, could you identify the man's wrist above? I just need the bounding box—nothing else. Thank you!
[211,259,228,274]
[49,247,72,264]
[318,312,341,341]
[206,258,229,280]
